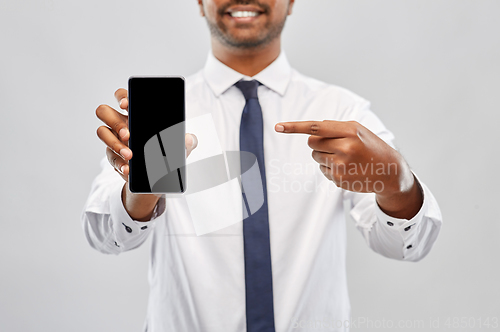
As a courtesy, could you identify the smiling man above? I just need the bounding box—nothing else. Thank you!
[82,1,443,331]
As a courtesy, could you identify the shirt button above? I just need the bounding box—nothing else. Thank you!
[122,223,132,233]
[407,244,413,249]
[387,221,394,226]
[141,226,148,230]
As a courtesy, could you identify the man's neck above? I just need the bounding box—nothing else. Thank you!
[211,37,281,77]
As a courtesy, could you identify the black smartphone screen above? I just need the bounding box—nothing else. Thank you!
[128,76,186,193]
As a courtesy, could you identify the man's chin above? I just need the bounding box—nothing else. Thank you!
[213,28,270,49]
[222,36,271,49]
[207,19,282,50]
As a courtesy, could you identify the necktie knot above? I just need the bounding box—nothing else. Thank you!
[235,80,260,100]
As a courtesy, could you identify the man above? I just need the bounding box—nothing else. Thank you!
[82,0,442,331]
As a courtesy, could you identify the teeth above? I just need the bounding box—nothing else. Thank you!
[230,11,259,18]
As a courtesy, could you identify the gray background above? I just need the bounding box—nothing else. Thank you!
[1,0,498,331]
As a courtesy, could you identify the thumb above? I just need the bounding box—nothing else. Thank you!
[185,133,198,157]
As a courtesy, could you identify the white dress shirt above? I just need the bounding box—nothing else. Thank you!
[82,52,443,332]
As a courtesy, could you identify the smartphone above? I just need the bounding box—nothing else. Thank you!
[128,76,186,193]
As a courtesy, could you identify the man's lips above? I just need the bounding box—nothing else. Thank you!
[225,5,265,20]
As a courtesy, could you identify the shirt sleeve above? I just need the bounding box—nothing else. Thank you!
[81,157,166,255]
[344,174,442,261]
[342,98,443,261]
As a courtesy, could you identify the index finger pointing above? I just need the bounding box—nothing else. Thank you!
[275,120,352,137]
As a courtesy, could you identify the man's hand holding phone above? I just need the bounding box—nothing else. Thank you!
[95,88,197,221]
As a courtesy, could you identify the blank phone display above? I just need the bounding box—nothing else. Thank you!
[128,77,186,193]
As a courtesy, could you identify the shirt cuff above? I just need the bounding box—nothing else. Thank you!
[374,172,428,247]
[109,181,167,233]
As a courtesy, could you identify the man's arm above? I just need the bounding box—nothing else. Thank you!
[82,157,165,254]
[274,119,421,217]
[345,174,442,261]
[81,89,197,254]
[274,105,442,261]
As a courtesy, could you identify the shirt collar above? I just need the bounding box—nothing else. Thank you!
[203,51,292,97]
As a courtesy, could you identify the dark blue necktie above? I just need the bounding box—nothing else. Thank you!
[235,80,276,332]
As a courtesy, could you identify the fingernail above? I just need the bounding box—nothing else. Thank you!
[275,124,284,132]
[120,148,130,159]
[191,134,198,149]
[119,128,129,139]
[119,98,126,107]
[120,165,126,174]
